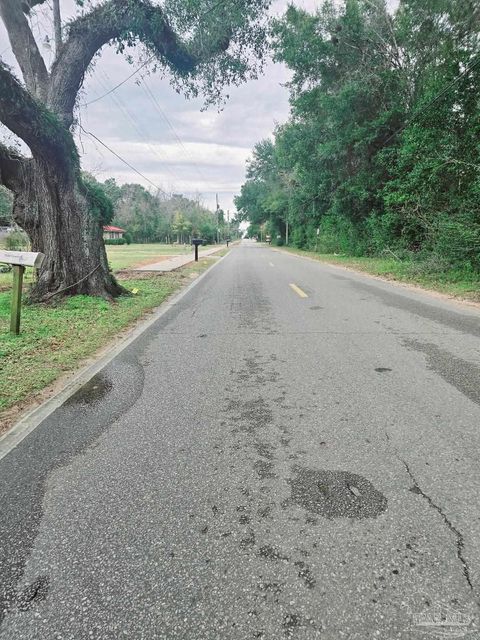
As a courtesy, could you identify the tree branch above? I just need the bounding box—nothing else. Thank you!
[0,0,49,99]
[0,142,27,193]
[0,62,76,165]
[48,0,228,126]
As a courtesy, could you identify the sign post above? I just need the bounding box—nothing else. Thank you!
[0,250,46,335]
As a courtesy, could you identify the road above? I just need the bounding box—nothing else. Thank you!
[1,241,480,639]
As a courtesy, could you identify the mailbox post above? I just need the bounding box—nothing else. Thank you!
[10,264,25,335]
[191,238,205,262]
[0,250,46,335]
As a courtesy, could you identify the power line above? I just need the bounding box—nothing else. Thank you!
[79,124,169,195]
[95,68,183,187]
[82,56,155,107]
[139,76,209,184]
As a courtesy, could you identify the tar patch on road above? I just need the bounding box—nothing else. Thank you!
[288,467,387,519]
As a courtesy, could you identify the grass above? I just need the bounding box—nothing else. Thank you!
[0,256,218,431]
[107,243,202,271]
[279,247,480,301]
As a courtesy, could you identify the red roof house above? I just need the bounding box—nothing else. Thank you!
[103,225,126,240]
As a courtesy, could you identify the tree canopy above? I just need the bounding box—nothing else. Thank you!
[236,0,480,272]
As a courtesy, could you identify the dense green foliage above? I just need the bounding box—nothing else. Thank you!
[236,0,480,273]
[83,175,115,225]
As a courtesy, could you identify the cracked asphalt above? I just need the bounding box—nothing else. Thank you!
[1,241,480,639]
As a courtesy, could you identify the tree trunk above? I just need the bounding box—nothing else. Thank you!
[14,157,125,302]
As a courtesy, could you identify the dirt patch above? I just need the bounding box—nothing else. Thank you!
[131,255,174,268]
[116,270,167,281]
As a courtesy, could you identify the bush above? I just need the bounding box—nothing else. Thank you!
[104,238,126,246]
[5,230,29,250]
[433,214,480,272]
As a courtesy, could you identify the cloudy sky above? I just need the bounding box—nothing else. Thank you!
[0,0,397,214]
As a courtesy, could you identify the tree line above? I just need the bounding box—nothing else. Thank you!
[236,0,480,274]
[100,177,236,245]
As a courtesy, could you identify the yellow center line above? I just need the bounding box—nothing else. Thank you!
[289,283,308,298]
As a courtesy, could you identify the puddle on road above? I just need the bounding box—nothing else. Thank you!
[288,467,387,519]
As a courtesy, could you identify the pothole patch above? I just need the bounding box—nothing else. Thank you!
[288,467,387,519]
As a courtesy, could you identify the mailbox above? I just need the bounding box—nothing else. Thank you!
[191,238,206,262]
[0,250,46,334]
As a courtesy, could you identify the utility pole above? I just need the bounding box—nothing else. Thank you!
[52,0,62,52]
[216,193,220,244]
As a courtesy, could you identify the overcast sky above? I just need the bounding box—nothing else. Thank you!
[0,0,397,214]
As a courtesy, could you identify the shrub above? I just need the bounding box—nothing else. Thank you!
[432,214,480,272]
[104,238,126,245]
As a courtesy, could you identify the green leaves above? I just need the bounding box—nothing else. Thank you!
[238,0,480,269]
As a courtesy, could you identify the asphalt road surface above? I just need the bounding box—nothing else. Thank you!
[1,241,480,640]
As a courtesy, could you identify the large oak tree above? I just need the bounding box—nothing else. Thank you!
[0,0,270,300]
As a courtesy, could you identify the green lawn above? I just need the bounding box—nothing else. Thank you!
[0,257,218,433]
[279,247,480,301]
[107,243,200,271]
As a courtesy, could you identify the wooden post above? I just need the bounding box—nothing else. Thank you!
[10,265,25,335]
[0,251,45,336]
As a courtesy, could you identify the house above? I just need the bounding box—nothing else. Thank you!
[103,225,125,240]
